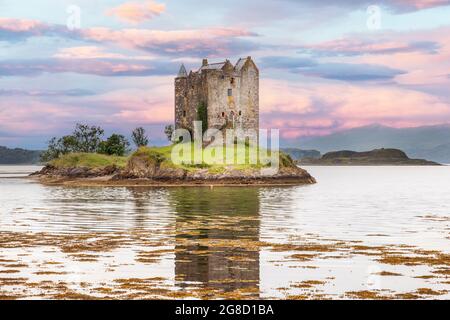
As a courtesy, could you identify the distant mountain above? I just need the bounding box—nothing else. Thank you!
[0,146,42,164]
[287,124,450,164]
[300,148,440,166]
[281,148,321,160]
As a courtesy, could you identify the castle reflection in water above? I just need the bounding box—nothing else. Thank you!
[169,187,261,297]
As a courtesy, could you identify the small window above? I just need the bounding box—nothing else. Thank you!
[221,112,225,117]
[228,89,232,97]
[230,78,235,85]
[183,111,186,117]
[238,110,242,116]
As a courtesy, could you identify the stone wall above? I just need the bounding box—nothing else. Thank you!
[175,57,259,137]
[238,61,259,132]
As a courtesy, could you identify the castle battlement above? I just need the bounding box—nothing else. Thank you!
[175,57,259,135]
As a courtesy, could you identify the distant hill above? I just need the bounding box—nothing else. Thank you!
[300,148,440,166]
[0,146,42,164]
[281,148,321,161]
[288,124,450,164]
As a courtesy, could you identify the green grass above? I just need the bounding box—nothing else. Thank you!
[50,152,128,169]
[49,144,295,173]
[130,144,293,173]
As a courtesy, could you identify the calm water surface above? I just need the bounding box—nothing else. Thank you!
[0,166,449,299]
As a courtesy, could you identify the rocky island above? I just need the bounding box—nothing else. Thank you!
[32,145,316,187]
[299,148,440,166]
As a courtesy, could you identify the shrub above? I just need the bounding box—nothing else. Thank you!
[98,134,130,156]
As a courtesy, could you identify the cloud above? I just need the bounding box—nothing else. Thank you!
[0,77,174,147]
[0,18,258,57]
[0,89,95,96]
[286,0,450,13]
[53,46,128,59]
[299,63,405,81]
[259,78,450,138]
[261,56,405,81]
[298,39,440,57]
[384,0,450,12]
[80,27,258,57]
[0,58,178,77]
[259,56,317,69]
[0,17,71,42]
[107,0,166,24]
[345,27,450,92]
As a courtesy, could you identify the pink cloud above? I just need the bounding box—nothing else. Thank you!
[0,17,257,56]
[394,0,450,10]
[259,79,450,139]
[80,27,255,55]
[0,77,174,138]
[353,28,450,87]
[107,1,166,24]
[0,18,45,32]
[298,26,450,91]
[53,46,127,59]
[300,37,439,57]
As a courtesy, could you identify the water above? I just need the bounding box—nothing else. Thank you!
[0,166,448,299]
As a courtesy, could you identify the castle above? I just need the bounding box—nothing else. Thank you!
[174,57,259,137]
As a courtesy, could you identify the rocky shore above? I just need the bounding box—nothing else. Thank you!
[31,151,316,187]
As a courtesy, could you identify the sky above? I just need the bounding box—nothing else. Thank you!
[1,0,450,149]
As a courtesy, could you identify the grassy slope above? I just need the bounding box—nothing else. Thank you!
[132,144,294,173]
[50,153,128,169]
[49,144,295,172]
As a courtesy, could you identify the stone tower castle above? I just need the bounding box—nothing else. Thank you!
[174,57,259,136]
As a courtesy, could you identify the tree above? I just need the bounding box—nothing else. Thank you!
[40,135,78,162]
[132,127,149,147]
[98,134,130,156]
[72,123,104,153]
[164,124,174,142]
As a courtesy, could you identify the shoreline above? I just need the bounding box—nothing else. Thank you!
[30,175,316,188]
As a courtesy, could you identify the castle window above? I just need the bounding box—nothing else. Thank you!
[221,112,225,117]
[183,111,186,117]
[228,89,232,97]
[230,78,235,85]
[239,110,242,116]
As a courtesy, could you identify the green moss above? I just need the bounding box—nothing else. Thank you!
[50,153,128,169]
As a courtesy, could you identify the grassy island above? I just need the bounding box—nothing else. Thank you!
[49,144,296,172]
[35,143,316,186]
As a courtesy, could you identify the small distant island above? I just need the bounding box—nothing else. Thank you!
[299,148,441,166]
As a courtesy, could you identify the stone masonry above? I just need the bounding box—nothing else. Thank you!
[174,57,259,137]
